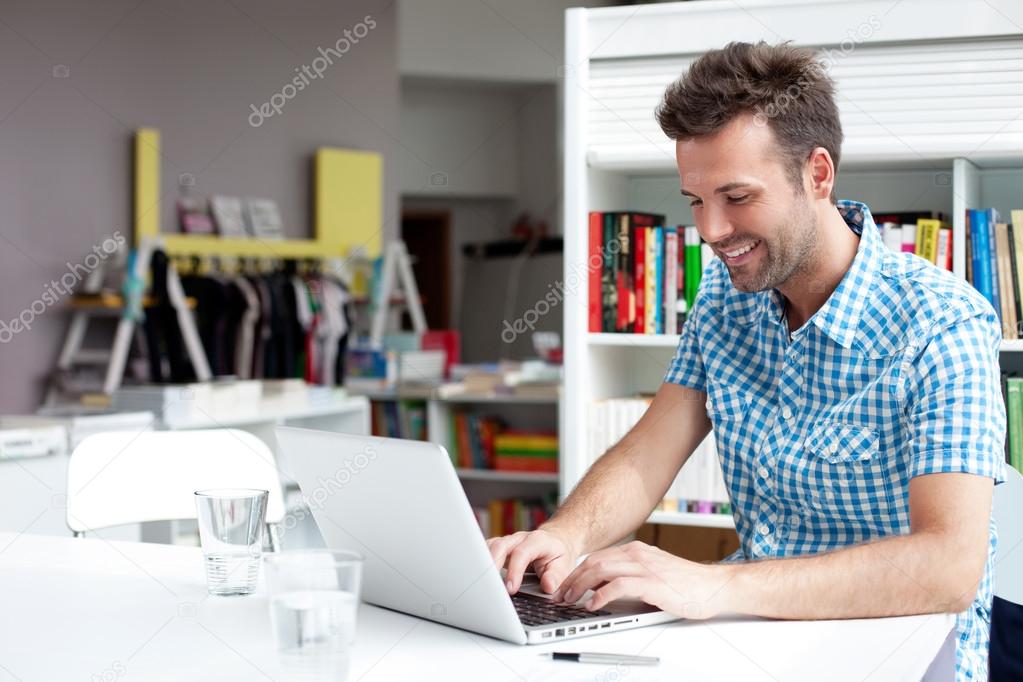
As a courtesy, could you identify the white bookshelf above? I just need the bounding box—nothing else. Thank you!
[562,0,1023,529]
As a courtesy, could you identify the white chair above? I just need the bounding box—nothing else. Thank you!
[990,465,1023,679]
[66,429,287,549]
[994,465,1023,605]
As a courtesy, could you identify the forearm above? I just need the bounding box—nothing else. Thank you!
[719,531,985,619]
[542,442,661,557]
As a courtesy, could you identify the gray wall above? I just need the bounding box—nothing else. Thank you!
[0,0,400,412]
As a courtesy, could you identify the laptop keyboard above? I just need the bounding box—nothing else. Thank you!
[512,592,612,626]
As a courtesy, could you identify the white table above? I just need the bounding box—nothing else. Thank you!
[0,532,955,681]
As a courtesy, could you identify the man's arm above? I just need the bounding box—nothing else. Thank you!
[553,472,992,619]
[489,381,711,594]
[546,382,712,555]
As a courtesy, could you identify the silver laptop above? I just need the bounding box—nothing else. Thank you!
[275,426,679,644]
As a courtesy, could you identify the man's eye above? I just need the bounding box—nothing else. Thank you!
[689,200,703,208]
[727,195,749,203]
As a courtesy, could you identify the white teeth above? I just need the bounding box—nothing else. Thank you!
[724,241,758,258]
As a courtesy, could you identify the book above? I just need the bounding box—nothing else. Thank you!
[995,222,1018,340]
[634,226,647,334]
[245,198,284,240]
[966,210,973,285]
[915,219,945,265]
[653,227,665,334]
[988,209,1003,329]
[1007,378,1022,474]
[684,226,701,313]
[645,226,658,333]
[587,212,602,333]
[210,196,247,237]
[664,228,679,335]
[177,197,214,234]
[880,222,902,252]
[616,214,631,333]
[900,223,916,254]
[602,213,618,333]
[969,209,995,313]
[936,228,953,271]
[1012,211,1023,336]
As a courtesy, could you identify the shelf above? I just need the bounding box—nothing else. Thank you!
[155,235,339,259]
[438,392,559,404]
[455,469,558,483]
[1000,340,1023,352]
[588,333,681,348]
[646,511,734,529]
[160,396,369,430]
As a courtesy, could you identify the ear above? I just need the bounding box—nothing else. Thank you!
[806,147,835,201]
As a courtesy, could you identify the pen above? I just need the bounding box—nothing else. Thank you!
[543,652,660,666]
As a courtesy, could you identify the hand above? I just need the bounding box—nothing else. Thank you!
[551,540,733,619]
[487,526,578,595]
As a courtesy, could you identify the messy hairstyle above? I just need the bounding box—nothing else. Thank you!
[655,41,843,202]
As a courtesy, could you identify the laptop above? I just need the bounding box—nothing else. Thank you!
[274,426,680,644]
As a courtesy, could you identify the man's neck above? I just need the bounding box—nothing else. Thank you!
[776,205,860,333]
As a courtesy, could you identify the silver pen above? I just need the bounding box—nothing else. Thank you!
[544,651,660,665]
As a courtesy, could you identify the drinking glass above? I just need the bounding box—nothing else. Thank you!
[265,550,364,681]
[194,488,268,596]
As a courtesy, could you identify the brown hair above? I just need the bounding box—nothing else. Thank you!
[655,41,843,202]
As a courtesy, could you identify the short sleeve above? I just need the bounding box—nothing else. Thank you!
[904,308,1007,482]
[664,291,707,392]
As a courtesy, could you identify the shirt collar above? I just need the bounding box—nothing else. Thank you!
[754,200,881,349]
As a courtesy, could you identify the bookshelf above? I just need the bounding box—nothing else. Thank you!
[562,1,1023,530]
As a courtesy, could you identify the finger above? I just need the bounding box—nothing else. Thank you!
[505,537,550,594]
[586,577,642,612]
[556,560,638,605]
[551,547,619,602]
[536,555,572,594]
[488,533,525,572]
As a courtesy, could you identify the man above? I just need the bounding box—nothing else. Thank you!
[488,42,1006,679]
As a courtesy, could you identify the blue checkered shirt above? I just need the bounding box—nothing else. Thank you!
[664,200,1007,680]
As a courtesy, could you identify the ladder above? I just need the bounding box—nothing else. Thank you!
[368,240,428,347]
[46,238,211,406]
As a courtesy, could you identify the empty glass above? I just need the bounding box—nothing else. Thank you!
[265,550,364,681]
[194,488,268,596]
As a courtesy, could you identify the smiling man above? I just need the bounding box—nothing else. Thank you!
[488,42,1006,679]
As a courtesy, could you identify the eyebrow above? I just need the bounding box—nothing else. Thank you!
[679,182,755,197]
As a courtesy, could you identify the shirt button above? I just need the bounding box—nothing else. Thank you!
[758,466,770,479]
[757,523,770,536]
[829,442,839,454]
[781,406,793,420]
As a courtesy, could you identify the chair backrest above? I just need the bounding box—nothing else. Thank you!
[994,465,1023,605]
[66,429,286,533]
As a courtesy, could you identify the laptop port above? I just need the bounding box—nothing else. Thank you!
[588,625,598,631]
[600,623,610,629]
[541,631,552,639]
[555,628,565,637]
[614,619,633,626]
[567,627,576,635]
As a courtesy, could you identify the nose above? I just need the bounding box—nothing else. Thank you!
[697,202,735,247]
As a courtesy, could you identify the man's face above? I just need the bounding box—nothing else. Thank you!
[677,113,819,293]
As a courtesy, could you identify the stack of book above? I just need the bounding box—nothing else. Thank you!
[962,209,1023,340]
[588,211,715,335]
[493,431,558,473]
[588,395,730,515]
[474,493,557,537]
[370,400,426,440]
[449,412,503,469]
[874,210,952,271]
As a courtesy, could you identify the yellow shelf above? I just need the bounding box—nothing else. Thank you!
[155,235,342,259]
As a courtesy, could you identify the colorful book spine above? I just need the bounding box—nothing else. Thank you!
[588,212,602,333]
[995,222,1017,339]
[664,228,679,335]
[1008,378,1022,474]
[684,226,701,312]
[970,209,995,312]
[645,228,658,333]
[915,219,942,264]
[616,214,631,332]
[653,227,664,334]
[634,226,646,334]
[900,223,916,254]
[601,213,617,333]
[988,209,1003,328]
[937,227,952,271]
